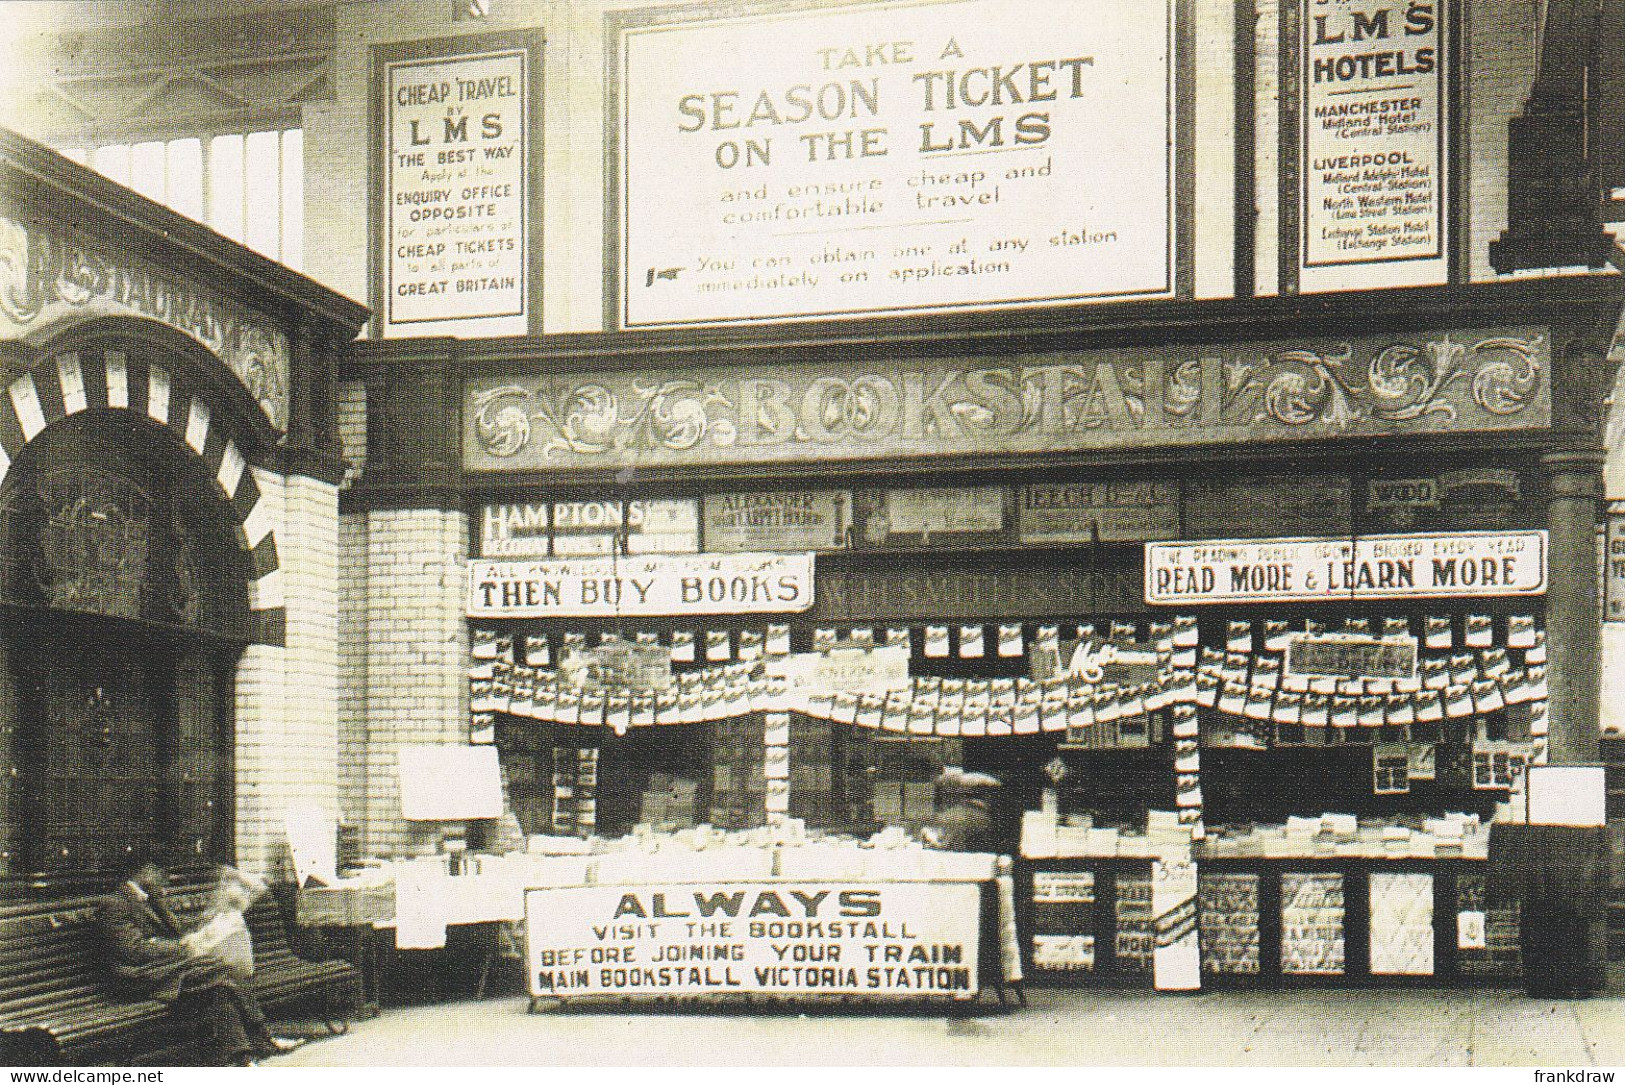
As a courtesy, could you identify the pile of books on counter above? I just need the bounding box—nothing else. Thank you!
[527,820,999,883]
[1021,808,1489,861]
[1196,813,1488,860]
[1020,809,1194,860]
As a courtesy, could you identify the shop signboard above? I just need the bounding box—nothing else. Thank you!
[0,214,292,431]
[1285,633,1418,682]
[378,35,535,336]
[613,0,1176,328]
[1145,531,1547,605]
[466,327,1549,472]
[1298,0,1448,293]
[1606,504,1625,623]
[703,491,851,552]
[469,553,814,618]
[1367,478,1439,510]
[524,881,981,999]
[1019,481,1179,543]
[551,498,700,556]
[480,502,550,557]
[861,487,1005,544]
[815,560,1143,622]
[766,646,911,696]
[1184,475,1351,540]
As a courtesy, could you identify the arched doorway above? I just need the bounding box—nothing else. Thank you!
[0,409,251,883]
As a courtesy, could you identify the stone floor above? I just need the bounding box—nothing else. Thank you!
[272,979,1625,1067]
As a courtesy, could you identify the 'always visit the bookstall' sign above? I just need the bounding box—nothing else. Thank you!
[469,553,814,617]
[1145,531,1547,605]
[525,881,980,1000]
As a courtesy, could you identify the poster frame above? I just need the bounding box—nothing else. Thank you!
[1277,0,1464,294]
[369,29,546,338]
[602,0,1196,331]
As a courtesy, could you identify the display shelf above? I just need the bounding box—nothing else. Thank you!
[1018,855,1520,987]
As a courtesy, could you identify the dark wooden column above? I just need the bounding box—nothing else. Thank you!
[1542,448,1605,765]
[354,337,463,512]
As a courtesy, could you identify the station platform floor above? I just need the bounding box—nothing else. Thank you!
[273,976,1625,1068]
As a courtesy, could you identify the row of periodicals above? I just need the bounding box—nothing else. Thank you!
[1028,868,1521,980]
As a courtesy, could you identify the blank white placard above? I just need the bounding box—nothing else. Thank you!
[1525,765,1606,827]
[398,745,504,821]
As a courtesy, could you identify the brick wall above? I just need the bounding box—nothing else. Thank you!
[336,379,367,488]
[1467,0,1539,283]
[337,511,370,830]
[233,467,342,877]
[360,506,470,856]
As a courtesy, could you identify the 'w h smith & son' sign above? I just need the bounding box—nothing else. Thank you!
[464,327,1549,470]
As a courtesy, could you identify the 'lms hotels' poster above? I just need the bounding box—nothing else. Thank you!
[617,0,1175,327]
[1299,0,1448,292]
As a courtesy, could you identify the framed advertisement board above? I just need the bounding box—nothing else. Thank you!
[1284,0,1455,294]
[1145,530,1547,605]
[608,0,1187,328]
[524,881,981,1000]
[371,31,543,338]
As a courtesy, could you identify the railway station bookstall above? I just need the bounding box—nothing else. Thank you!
[2,0,1623,1023]
[332,267,1623,997]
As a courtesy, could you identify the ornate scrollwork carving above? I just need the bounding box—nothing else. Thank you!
[1258,347,1357,428]
[470,384,534,458]
[1469,335,1544,416]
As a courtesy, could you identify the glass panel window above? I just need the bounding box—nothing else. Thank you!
[207,133,246,244]
[243,130,281,259]
[165,138,204,221]
[91,143,131,187]
[63,127,304,268]
[129,140,166,202]
[280,128,303,269]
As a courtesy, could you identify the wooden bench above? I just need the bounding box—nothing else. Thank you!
[0,887,362,1066]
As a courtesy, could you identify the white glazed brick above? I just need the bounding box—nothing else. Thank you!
[8,374,44,440]
[231,469,342,877]
[247,568,285,611]
[57,352,86,415]
[356,506,470,856]
[185,398,211,454]
[217,441,246,498]
[106,351,128,408]
[147,365,171,426]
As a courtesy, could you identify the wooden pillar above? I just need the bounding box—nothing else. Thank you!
[1542,449,1604,766]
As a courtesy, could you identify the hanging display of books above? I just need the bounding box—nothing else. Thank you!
[1281,872,1345,975]
[1115,875,1155,973]
[1198,873,1260,974]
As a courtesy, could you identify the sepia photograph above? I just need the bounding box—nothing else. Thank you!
[0,0,1622,1075]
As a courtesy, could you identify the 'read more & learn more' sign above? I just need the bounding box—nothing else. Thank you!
[1145,531,1547,605]
[525,882,981,1000]
[615,0,1175,327]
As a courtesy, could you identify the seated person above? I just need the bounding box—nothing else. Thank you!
[184,866,269,983]
[97,853,304,1066]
